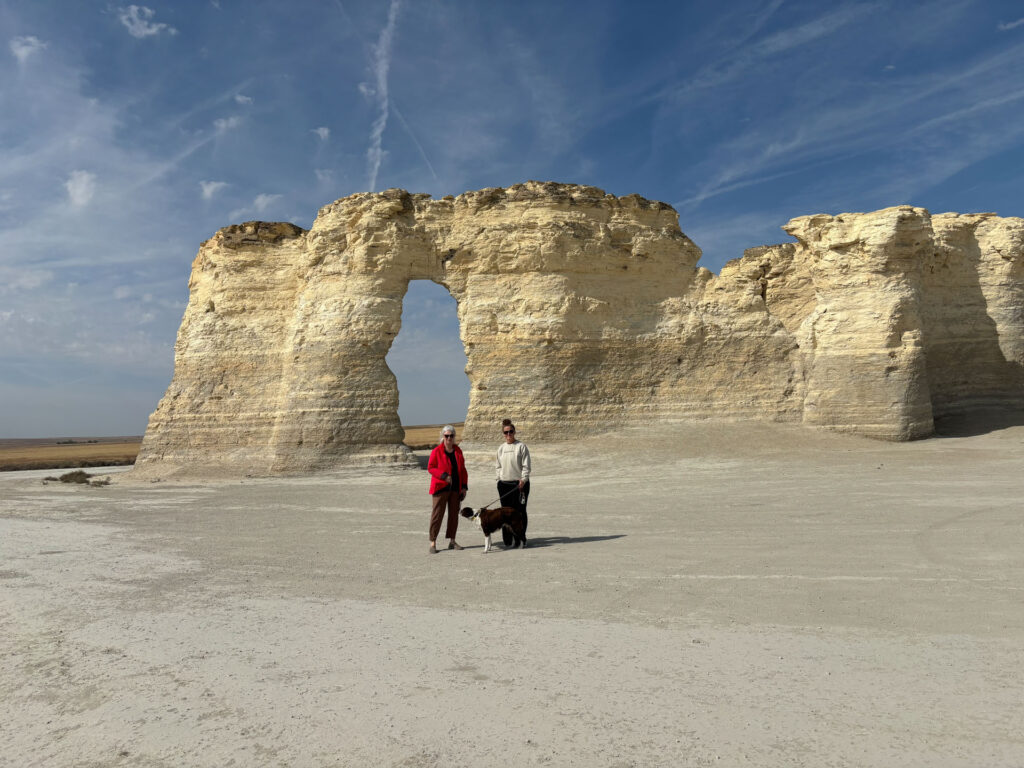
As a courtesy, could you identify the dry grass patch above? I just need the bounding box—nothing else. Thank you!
[401,423,464,450]
[0,425,463,470]
[0,440,141,471]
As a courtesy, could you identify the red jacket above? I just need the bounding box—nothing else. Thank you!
[427,442,469,495]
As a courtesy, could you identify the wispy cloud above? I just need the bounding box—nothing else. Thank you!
[213,115,242,133]
[253,193,281,212]
[229,193,283,220]
[118,6,178,38]
[998,17,1024,31]
[199,180,228,199]
[234,93,253,105]
[65,170,97,207]
[365,0,401,191]
[668,4,879,98]
[9,35,47,64]
[679,38,1024,211]
[0,266,54,294]
[312,126,330,141]
[683,209,799,270]
[501,32,577,156]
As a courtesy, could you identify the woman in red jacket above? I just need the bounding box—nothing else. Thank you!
[427,425,468,554]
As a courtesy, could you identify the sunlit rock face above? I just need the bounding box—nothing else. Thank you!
[134,183,1024,477]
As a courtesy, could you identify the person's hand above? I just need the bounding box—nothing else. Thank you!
[460,489,466,500]
[441,472,449,481]
[518,479,525,489]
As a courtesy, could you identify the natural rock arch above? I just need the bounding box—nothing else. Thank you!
[133,182,1024,477]
[385,279,469,427]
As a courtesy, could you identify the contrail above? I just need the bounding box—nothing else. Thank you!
[367,0,401,192]
[392,102,438,182]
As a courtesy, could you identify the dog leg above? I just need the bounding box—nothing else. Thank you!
[483,533,491,553]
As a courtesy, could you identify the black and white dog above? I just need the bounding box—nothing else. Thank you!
[460,506,527,553]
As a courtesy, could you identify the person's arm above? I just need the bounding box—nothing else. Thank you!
[519,444,531,487]
[427,447,450,483]
[495,447,502,482]
[458,449,468,499]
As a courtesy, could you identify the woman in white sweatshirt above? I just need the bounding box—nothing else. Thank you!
[495,418,531,544]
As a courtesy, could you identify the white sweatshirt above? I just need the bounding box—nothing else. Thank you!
[495,441,531,482]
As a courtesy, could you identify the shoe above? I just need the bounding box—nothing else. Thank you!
[429,544,438,554]
[448,541,464,550]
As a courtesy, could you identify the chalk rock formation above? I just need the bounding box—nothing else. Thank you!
[925,213,1024,414]
[727,206,1024,439]
[134,184,1024,477]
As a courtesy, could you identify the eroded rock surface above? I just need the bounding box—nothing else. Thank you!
[134,184,1024,477]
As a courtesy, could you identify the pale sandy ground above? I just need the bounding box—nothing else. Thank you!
[2,419,1023,767]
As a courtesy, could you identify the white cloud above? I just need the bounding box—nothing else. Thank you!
[213,115,242,133]
[0,266,54,294]
[366,0,402,192]
[253,193,281,212]
[199,180,228,199]
[358,82,375,98]
[118,6,178,38]
[998,18,1024,31]
[234,93,253,105]
[229,193,283,220]
[65,170,97,207]
[312,126,330,141]
[9,35,47,64]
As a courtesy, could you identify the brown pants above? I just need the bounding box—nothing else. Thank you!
[429,489,461,541]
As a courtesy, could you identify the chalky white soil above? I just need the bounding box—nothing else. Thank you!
[2,419,1023,767]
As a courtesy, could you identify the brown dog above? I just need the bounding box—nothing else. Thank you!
[460,506,527,553]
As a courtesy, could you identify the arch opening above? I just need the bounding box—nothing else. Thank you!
[386,280,470,435]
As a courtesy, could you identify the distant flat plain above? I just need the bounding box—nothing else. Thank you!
[0,424,463,471]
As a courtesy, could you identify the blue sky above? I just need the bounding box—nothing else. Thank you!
[2,0,1024,437]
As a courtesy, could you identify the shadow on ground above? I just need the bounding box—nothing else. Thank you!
[933,408,1024,438]
[443,535,625,552]
[524,535,626,548]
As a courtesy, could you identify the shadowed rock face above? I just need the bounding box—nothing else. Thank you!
[133,184,1024,477]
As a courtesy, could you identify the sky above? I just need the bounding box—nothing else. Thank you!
[2,0,1024,437]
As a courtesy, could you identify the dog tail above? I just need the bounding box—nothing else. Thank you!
[501,524,514,547]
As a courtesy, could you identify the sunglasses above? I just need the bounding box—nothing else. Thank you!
[443,434,454,438]
[503,430,515,435]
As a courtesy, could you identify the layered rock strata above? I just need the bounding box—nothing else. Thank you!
[135,184,1024,477]
[729,205,1024,438]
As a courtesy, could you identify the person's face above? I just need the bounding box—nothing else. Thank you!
[442,431,455,446]
[503,426,516,443]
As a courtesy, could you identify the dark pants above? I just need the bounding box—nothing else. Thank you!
[496,480,529,533]
[429,489,460,541]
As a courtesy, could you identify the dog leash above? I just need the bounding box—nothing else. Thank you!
[478,486,523,510]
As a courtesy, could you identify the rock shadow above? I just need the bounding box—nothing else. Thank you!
[920,227,1024,431]
[933,408,1024,438]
